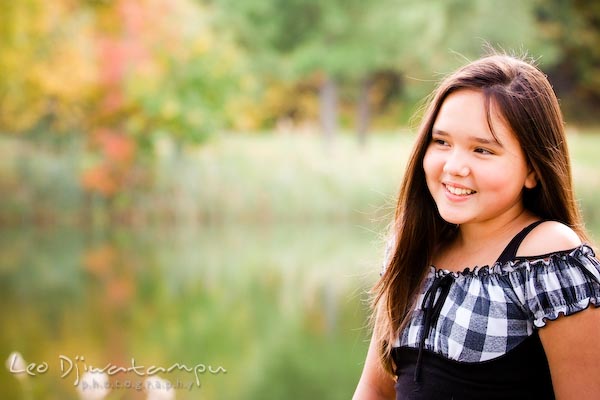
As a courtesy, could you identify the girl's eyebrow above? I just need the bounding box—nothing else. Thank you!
[431,128,503,148]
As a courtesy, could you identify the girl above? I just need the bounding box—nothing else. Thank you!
[353,54,600,399]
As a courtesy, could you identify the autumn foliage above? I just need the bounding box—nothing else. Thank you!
[0,0,238,201]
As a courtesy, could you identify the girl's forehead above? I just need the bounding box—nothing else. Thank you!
[433,89,517,144]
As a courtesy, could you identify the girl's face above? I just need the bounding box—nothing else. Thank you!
[423,89,537,227]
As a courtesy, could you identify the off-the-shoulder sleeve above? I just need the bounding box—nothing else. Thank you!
[521,245,600,328]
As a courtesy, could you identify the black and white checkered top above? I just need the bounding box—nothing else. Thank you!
[381,222,600,363]
[383,221,600,398]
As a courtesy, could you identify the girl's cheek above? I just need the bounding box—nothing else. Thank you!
[422,148,433,167]
[423,151,443,175]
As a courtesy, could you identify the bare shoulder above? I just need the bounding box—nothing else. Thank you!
[517,220,582,257]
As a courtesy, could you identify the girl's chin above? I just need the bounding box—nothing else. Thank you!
[437,212,470,225]
[442,218,464,225]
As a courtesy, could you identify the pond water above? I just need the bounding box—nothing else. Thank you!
[0,222,385,400]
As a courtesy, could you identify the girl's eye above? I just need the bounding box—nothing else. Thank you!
[432,138,448,146]
[474,147,493,155]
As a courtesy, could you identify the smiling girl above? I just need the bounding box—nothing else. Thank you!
[353,54,600,399]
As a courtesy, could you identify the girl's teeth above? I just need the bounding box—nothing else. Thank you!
[447,185,475,195]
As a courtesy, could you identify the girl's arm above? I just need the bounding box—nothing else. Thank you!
[353,332,396,400]
[522,221,600,399]
[539,307,600,400]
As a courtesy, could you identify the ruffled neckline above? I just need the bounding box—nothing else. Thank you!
[429,244,595,279]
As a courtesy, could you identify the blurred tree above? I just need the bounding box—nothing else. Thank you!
[0,1,97,137]
[81,0,241,209]
[0,0,243,221]
[534,0,600,122]
[377,0,560,122]
[424,0,558,66]
[213,0,563,142]
[89,0,239,147]
[0,0,239,147]
[213,0,417,145]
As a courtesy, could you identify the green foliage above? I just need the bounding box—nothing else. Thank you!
[212,0,578,130]
[126,37,239,145]
[1,0,600,141]
[0,0,239,148]
[534,0,600,120]
[0,1,96,134]
[215,0,411,80]
[426,0,558,66]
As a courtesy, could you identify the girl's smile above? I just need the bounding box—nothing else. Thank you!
[443,183,476,197]
[423,89,537,226]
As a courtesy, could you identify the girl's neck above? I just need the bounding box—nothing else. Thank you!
[435,210,537,269]
[456,210,535,248]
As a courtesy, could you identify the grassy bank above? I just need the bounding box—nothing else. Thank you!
[1,130,600,234]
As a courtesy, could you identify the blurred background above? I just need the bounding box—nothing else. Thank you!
[1,0,599,399]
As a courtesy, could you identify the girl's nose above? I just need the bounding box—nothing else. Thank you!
[442,153,470,176]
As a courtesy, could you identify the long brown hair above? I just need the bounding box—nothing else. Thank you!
[372,53,588,373]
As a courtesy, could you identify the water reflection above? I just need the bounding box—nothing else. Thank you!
[0,223,383,399]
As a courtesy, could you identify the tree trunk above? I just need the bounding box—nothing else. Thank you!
[319,74,338,148]
[356,75,372,148]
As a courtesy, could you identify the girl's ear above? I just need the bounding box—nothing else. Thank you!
[524,167,538,189]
